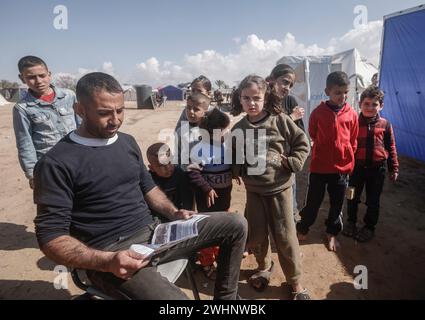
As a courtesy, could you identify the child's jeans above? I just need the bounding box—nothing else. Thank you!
[297,173,348,236]
[346,164,386,230]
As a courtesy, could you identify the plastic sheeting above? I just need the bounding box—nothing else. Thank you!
[380,6,425,162]
[277,49,377,132]
[159,85,185,101]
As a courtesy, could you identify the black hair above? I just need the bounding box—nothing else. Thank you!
[230,74,282,116]
[146,142,171,165]
[76,72,123,103]
[326,71,350,88]
[18,56,48,73]
[269,63,295,80]
[191,75,212,92]
[360,85,384,105]
[199,108,230,134]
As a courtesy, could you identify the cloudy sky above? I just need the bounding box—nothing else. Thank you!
[1,0,423,87]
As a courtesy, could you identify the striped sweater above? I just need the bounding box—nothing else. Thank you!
[355,113,399,173]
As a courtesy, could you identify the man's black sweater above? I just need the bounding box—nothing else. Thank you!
[34,132,156,249]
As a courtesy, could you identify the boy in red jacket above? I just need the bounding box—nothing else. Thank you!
[342,86,398,242]
[296,71,359,251]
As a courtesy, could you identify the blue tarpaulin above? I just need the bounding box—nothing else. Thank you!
[380,5,425,162]
[159,85,184,101]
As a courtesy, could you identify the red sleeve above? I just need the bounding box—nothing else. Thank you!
[351,112,359,154]
[385,123,399,173]
[309,111,317,142]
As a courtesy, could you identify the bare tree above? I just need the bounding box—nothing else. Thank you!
[0,80,19,89]
[52,73,77,91]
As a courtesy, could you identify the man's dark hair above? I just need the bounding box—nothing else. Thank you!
[18,56,48,74]
[76,72,123,103]
[326,71,350,88]
[360,85,384,105]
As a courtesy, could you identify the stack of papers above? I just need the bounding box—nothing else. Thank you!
[130,214,208,257]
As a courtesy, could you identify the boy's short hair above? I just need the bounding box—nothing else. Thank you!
[360,85,384,105]
[146,142,171,165]
[326,71,350,88]
[269,63,295,80]
[187,92,211,108]
[76,72,123,103]
[18,55,48,74]
[199,108,230,133]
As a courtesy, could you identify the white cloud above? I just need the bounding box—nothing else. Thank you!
[330,20,383,66]
[130,20,382,87]
[135,57,192,87]
[102,61,114,75]
[62,21,382,87]
[77,61,116,77]
[72,61,121,83]
[77,67,97,76]
[232,37,241,44]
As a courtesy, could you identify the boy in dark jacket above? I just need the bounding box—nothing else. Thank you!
[296,71,359,251]
[343,86,398,242]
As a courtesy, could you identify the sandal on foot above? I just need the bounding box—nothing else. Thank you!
[354,227,375,243]
[248,261,275,292]
[292,288,311,300]
[342,223,357,237]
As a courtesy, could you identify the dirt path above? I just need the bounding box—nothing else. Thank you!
[1,101,424,299]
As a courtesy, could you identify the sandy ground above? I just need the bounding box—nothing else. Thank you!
[1,101,424,300]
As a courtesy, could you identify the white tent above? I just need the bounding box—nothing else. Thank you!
[122,84,137,101]
[0,93,9,106]
[276,48,378,131]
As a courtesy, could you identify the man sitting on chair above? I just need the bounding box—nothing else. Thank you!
[33,72,247,300]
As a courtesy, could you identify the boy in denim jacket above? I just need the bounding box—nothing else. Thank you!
[13,56,80,188]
